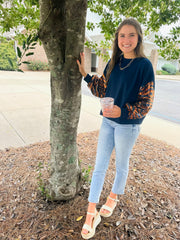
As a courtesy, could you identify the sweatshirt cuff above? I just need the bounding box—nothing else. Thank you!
[84,74,92,84]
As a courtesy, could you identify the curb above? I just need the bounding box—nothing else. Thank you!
[155,75,180,81]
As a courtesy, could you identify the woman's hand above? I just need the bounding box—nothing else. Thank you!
[77,52,87,77]
[103,105,121,118]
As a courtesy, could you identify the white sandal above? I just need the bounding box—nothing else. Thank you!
[81,210,101,239]
[100,196,119,218]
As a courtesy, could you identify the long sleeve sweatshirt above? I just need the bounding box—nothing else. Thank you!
[84,56,155,124]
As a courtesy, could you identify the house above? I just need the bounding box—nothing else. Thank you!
[84,33,159,74]
[20,31,159,74]
[19,32,108,73]
[0,24,169,74]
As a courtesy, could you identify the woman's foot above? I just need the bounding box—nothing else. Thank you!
[81,203,101,239]
[100,192,119,217]
[81,211,95,235]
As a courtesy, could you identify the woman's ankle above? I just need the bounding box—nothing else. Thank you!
[109,191,117,199]
[87,202,96,213]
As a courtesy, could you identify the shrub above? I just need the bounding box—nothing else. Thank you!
[0,40,17,71]
[28,61,49,71]
[156,70,170,75]
[161,63,177,75]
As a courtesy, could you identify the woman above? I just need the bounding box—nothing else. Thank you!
[77,18,155,239]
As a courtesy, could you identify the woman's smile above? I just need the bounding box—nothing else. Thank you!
[118,25,138,58]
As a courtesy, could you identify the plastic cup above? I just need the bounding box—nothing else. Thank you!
[100,97,114,112]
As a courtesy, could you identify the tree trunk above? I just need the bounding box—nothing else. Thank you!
[39,0,87,200]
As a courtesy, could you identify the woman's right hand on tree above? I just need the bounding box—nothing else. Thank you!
[77,52,87,78]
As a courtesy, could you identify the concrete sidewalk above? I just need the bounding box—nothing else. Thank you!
[0,71,180,150]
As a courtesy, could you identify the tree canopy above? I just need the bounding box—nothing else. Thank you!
[0,0,39,38]
[0,0,179,61]
[87,0,180,60]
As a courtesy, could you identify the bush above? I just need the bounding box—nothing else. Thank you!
[0,40,17,71]
[28,61,50,71]
[156,70,170,75]
[161,63,177,75]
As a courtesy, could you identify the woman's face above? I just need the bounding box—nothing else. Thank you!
[118,24,138,58]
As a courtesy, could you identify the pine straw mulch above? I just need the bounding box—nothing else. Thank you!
[0,131,180,240]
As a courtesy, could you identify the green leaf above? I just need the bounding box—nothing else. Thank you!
[87,21,95,31]
[33,34,39,41]
[22,61,31,64]
[17,47,22,58]
[31,42,37,46]
[17,69,24,73]
[8,58,14,68]
[27,34,32,45]
[26,52,34,56]
[22,41,26,50]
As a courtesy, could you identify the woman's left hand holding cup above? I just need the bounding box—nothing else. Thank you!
[103,105,121,118]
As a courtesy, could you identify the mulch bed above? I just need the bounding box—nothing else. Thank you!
[0,131,180,240]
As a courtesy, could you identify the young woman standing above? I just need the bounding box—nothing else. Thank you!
[77,18,155,239]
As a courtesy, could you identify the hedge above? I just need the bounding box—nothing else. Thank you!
[28,60,50,71]
[0,40,17,71]
[161,63,177,75]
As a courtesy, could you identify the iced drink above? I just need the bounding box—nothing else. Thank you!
[100,97,114,112]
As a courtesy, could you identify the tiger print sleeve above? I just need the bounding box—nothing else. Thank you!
[125,81,155,119]
[85,74,107,98]
[121,59,155,120]
[83,62,110,98]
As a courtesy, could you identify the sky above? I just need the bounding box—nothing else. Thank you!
[86,9,180,38]
[159,22,180,37]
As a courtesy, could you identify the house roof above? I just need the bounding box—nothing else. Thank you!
[85,30,92,42]
[86,33,157,50]
[90,34,106,45]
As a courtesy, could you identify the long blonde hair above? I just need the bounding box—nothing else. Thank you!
[106,18,146,81]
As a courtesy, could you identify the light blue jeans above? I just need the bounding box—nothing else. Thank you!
[88,117,140,203]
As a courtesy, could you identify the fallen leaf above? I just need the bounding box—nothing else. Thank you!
[76,215,83,222]
[125,224,129,232]
[44,224,49,230]
[127,215,136,220]
[104,222,111,227]
[141,208,145,216]
[120,212,124,218]
[120,233,124,239]
[116,220,121,226]
[139,222,146,229]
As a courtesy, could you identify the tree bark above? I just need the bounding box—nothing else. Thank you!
[39,0,87,200]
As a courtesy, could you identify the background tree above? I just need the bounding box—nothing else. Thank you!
[0,0,179,201]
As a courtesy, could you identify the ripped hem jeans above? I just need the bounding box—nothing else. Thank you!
[88,117,140,203]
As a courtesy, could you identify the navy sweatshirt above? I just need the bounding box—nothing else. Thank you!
[84,56,155,124]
